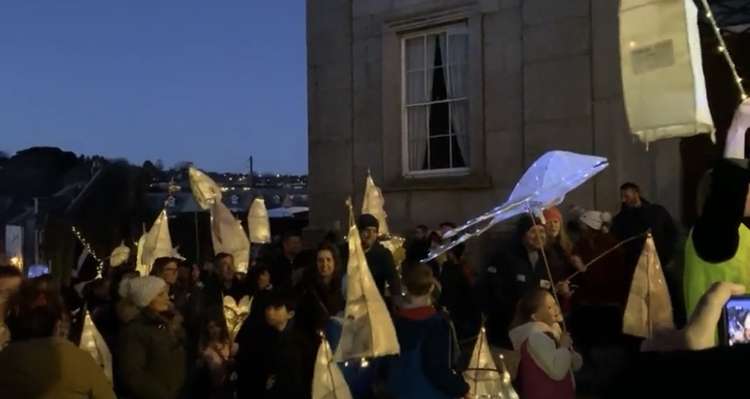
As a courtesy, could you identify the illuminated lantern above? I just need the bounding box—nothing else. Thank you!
[136,210,175,276]
[211,200,251,274]
[361,172,389,236]
[79,310,113,382]
[188,167,222,210]
[620,0,714,145]
[313,334,352,399]
[247,198,271,244]
[623,234,675,338]
[334,221,399,362]
[223,295,252,343]
[464,327,518,399]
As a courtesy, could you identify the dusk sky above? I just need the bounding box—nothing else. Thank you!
[0,1,307,174]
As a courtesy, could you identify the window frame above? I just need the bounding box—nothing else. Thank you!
[400,23,471,178]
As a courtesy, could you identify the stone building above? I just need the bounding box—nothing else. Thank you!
[307,0,690,238]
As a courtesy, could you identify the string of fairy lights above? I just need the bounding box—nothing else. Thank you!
[70,181,179,279]
[699,0,748,102]
[71,226,105,278]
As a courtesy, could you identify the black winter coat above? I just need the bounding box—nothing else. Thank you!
[477,242,565,348]
[437,261,480,341]
[235,322,317,399]
[611,199,678,267]
[117,310,187,399]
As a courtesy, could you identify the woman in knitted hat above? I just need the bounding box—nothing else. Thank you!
[568,210,630,359]
[117,276,187,399]
[573,210,628,306]
[542,207,585,280]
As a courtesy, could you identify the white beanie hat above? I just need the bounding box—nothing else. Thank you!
[119,276,167,308]
[580,211,612,231]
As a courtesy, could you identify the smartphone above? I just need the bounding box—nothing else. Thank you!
[720,295,750,346]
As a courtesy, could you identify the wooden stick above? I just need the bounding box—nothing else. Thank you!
[528,209,567,332]
[565,231,648,281]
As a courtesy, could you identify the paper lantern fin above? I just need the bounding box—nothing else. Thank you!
[334,223,399,361]
[623,234,675,338]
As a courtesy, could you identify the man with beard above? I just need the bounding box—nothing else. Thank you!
[611,182,678,269]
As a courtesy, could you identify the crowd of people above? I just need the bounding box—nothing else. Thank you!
[2,179,750,399]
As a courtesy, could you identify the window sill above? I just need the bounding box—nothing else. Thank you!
[383,172,493,192]
[404,167,471,178]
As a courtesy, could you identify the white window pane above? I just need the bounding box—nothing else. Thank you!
[450,101,469,134]
[406,70,426,104]
[408,106,428,170]
[447,33,468,66]
[447,63,468,98]
[446,31,468,99]
[405,37,424,71]
[451,100,470,165]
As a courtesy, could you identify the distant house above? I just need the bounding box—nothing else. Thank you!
[147,189,308,215]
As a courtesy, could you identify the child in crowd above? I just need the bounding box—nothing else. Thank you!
[247,264,273,296]
[386,262,469,399]
[196,316,238,399]
[235,290,317,399]
[509,289,582,399]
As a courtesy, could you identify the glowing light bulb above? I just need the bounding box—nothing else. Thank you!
[718,46,725,52]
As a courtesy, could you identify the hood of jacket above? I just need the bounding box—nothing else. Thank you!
[509,321,561,350]
[116,298,140,324]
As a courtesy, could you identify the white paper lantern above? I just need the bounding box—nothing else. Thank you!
[210,201,251,274]
[223,295,252,343]
[109,241,131,268]
[313,335,353,399]
[80,310,113,382]
[247,198,271,244]
[136,210,175,276]
[620,0,714,145]
[464,327,519,399]
[334,223,399,362]
[361,173,389,236]
[188,167,222,210]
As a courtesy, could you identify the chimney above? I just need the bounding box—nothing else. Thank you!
[249,156,254,187]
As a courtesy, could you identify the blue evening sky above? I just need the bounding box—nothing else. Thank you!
[0,1,307,174]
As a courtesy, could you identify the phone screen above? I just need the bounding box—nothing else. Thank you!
[723,296,750,346]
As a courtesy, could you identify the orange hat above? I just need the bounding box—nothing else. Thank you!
[543,207,562,222]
